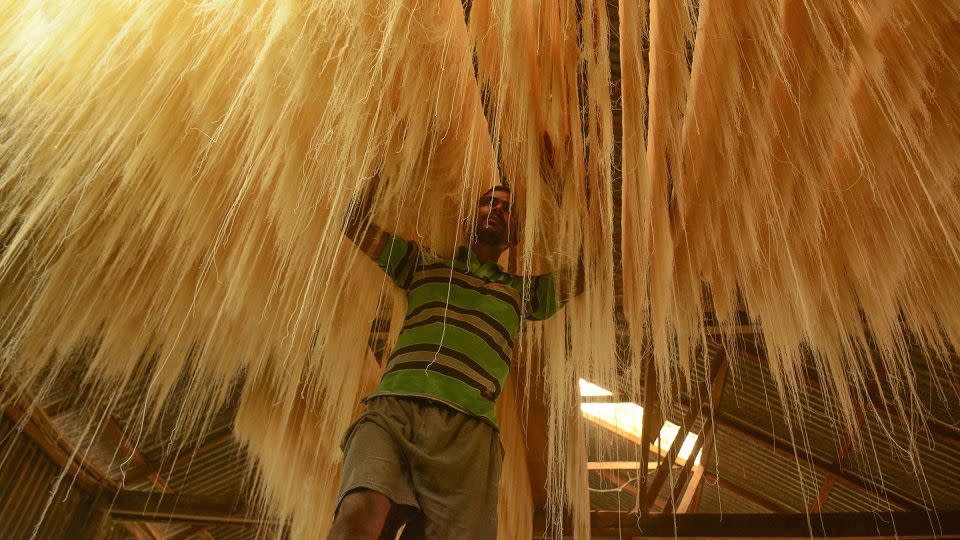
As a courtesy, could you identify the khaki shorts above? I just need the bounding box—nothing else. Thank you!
[337,396,503,539]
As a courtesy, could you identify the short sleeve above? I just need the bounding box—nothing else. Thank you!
[373,233,420,289]
[524,273,563,320]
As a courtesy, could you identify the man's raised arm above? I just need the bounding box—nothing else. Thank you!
[343,177,389,259]
[557,258,586,301]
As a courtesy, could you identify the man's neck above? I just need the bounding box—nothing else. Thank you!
[469,242,506,265]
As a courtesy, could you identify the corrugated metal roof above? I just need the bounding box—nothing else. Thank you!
[0,416,90,538]
[719,343,840,465]
[701,333,960,514]
[697,479,771,514]
[712,425,824,512]
[844,413,960,510]
[3,369,259,538]
[5,317,958,535]
[104,371,241,469]
[208,524,263,540]
[905,339,960,426]
[162,434,249,501]
[821,481,891,513]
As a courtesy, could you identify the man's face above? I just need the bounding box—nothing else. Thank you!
[474,189,515,246]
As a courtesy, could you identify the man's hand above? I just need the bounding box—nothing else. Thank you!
[540,131,573,172]
[344,175,388,259]
[541,131,556,171]
[556,254,586,301]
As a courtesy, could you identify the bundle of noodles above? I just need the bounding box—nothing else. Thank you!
[0,0,496,404]
[5,0,956,537]
[469,0,617,534]
[625,0,960,475]
[0,0,616,537]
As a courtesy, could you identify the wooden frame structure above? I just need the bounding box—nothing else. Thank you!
[534,510,960,539]
[2,384,268,538]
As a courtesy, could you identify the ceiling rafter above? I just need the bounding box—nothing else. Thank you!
[56,373,207,538]
[597,468,670,512]
[644,349,727,514]
[669,345,729,514]
[685,344,731,513]
[636,355,663,516]
[576,510,960,538]
[2,389,164,539]
[661,421,707,514]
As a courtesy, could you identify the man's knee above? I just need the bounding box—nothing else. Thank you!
[329,489,392,539]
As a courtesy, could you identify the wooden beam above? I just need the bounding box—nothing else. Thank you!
[2,401,106,494]
[65,487,111,538]
[596,470,668,511]
[662,420,708,514]
[666,348,729,514]
[99,415,172,492]
[637,355,662,514]
[588,461,658,470]
[643,353,726,514]
[599,469,639,496]
[3,395,164,540]
[687,346,730,513]
[715,412,923,511]
[687,429,712,512]
[581,510,960,538]
[106,490,272,527]
[674,464,703,513]
[641,402,697,512]
[811,475,837,514]
[580,407,692,463]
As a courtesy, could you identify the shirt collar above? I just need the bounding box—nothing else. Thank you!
[456,245,505,278]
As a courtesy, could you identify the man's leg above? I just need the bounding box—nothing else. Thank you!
[332,401,422,539]
[407,401,503,538]
[328,488,391,539]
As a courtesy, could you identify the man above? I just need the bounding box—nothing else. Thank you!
[331,184,577,539]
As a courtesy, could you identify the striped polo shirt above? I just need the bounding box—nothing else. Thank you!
[366,234,562,427]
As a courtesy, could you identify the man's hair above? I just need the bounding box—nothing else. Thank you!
[478,184,511,200]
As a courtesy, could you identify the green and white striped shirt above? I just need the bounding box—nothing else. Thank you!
[366,234,562,427]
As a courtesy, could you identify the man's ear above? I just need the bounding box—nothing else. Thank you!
[508,223,519,246]
[507,208,520,246]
